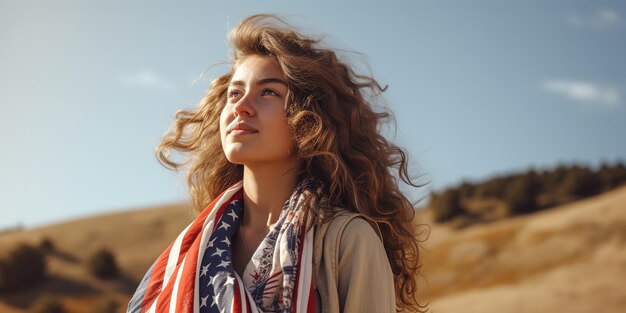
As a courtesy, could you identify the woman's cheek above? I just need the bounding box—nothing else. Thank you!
[219,107,231,140]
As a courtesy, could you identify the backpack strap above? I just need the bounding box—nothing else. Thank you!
[320,211,383,282]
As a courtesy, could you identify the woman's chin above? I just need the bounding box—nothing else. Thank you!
[225,155,249,165]
[224,151,259,165]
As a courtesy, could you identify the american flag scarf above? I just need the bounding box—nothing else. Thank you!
[127,180,317,313]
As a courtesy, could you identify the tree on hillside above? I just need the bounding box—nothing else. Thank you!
[39,237,55,253]
[558,166,602,202]
[598,161,626,191]
[504,172,541,215]
[541,164,569,192]
[431,189,464,223]
[457,181,475,198]
[616,161,626,186]
[475,175,517,199]
[87,248,120,279]
[0,243,47,292]
[475,179,496,198]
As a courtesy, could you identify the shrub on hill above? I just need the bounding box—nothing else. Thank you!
[430,160,626,224]
[29,294,66,313]
[87,248,120,279]
[0,243,47,292]
[503,172,541,215]
[475,175,517,199]
[598,161,626,191]
[557,166,602,202]
[541,164,569,191]
[431,189,464,223]
[457,181,475,198]
[616,162,626,182]
[39,237,55,253]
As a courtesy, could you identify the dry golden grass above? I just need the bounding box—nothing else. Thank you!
[417,185,626,313]
[0,203,193,313]
[2,186,626,313]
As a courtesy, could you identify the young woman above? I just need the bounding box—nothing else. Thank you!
[128,14,426,313]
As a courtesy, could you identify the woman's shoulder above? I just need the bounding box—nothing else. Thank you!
[322,208,383,243]
[314,208,396,312]
[313,207,386,269]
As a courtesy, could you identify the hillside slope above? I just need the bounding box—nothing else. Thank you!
[418,185,626,313]
[0,203,194,313]
[1,186,625,312]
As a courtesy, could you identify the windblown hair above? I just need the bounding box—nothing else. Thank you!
[157,14,428,312]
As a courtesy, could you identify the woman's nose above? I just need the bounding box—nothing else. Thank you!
[233,92,255,117]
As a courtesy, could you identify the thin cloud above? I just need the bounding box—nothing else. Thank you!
[118,70,176,92]
[567,8,622,29]
[541,80,621,109]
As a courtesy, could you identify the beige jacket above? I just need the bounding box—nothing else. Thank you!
[312,211,396,313]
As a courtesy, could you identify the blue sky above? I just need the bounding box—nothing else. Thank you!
[1,0,625,229]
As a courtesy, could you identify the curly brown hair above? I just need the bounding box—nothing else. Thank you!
[157,14,428,312]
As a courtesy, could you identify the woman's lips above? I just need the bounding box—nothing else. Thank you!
[229,129,258,136]
[228,122,259,136]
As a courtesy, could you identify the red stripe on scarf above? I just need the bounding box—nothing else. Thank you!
[176,189,243,313]
[175,241,200,312]
[140,246,171,313]
[155,272,175,312]
[142,218,209,313]
[141,183,242,312]
[233,281,242,312]
[158,203,213,311]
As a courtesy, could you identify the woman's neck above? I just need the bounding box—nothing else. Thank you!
[241,159,301,230]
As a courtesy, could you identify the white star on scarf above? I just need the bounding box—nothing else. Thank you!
[218,260,229,268]
[212,248,225,257]
[200,295,208,308]
[200,264,209,276]
[227,210,238,220]
[219,221,231,231]
[221,237,231,246]
[225,276,235,285]
[207,238,216,249]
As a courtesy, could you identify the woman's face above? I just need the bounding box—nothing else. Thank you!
[220,55,296,166]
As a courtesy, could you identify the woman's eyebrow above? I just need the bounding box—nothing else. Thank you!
[229,78,288,87]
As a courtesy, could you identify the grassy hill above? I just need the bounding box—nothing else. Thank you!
[417,185,626,313]
[0,203,194,313]
[1,186,626,312]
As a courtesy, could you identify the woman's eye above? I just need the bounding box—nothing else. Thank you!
[227,90,241,98]
[262,89,279,96]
